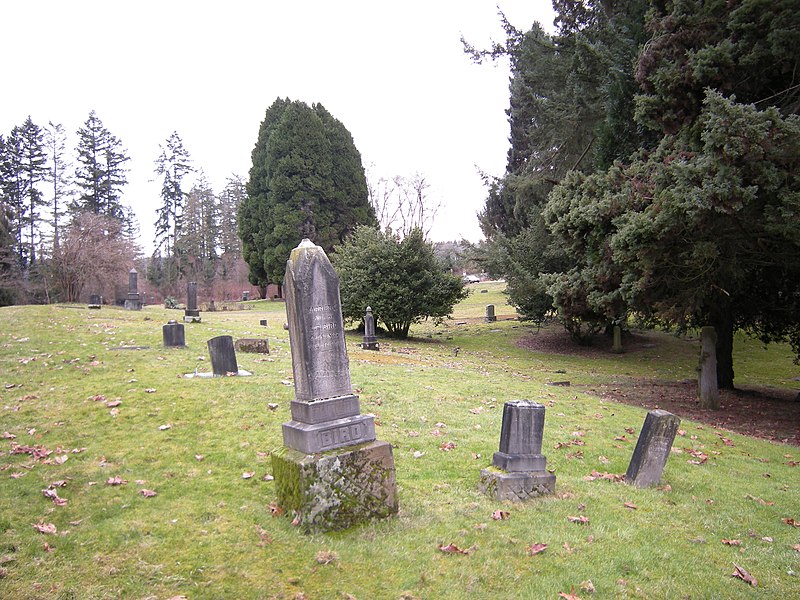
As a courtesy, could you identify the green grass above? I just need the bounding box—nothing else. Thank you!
[1,296,798,599]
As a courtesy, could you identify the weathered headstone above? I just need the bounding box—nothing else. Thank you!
[612,324,623,353]
[625,409,681,487]
[207,335,238,375]
[162,320,185,347]
[124,268,142,310]
[479,400,556,501]
[361,306,379,350]
[260,319,268,327]
[485,304,497,323]
[273,239,397,533]
[88,294,102,309]
[242,291,250,301]
[184,281,201,323]
[698,326,719,409]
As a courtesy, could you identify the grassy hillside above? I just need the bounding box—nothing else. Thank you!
[1,291,798,599]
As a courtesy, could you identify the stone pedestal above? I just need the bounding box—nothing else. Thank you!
[162,320,185,347]
[234,338,270,354]
[272,440,398,534]
[125,268,142,310]
[480,400,555,501]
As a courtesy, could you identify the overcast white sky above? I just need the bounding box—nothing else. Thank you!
[3,1,555,251]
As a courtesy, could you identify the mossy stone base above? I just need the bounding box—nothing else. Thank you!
[479,468,556,502]
[272,440,398,533]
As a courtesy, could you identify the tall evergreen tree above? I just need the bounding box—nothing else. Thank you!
[178,170,218,282]
[218,174,246,259]
[240,98,376,293]
[73,111,129,220]
[17,117,48,266]
[44,121,72,251]
[0,128,27,265]
[153,131,192,260]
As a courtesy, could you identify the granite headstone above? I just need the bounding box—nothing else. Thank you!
[184,281,201,323]
[162,320,186,347]
[361,306,379,350]
[207,335,238,376]
[625,409,681,487]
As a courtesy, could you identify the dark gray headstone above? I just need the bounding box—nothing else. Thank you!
[281,239,374,453]
[88,294,101,309]
[184,281,201,322]
[124,268,142,310]
[207,335,238,376]
[485,304,496,322]
[361,306,379,350]
[493,400,547,472]
[625,409,681,487]
[242,291,250,301]
[260,319,268,327]
[612,325,623,353]
[480,400,555,500]
[162,320,185,347]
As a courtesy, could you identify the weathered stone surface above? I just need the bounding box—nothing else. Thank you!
[207,335,238,375]
[698,326,719,409]
[290,394,361,424]
[284,239,352,402]
[234,338,269,354]
[485,304,497,322]
[625,409,681,487]
[479,469,556,501]
[496,400,545,457]
[162,320,185,347]
[272,440,398,534]
[612,325,623,354]
[282,414,375,454]
[88,294,102,309]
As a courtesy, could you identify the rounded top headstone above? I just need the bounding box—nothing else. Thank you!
[167,319,177,324]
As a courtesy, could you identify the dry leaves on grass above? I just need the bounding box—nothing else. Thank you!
[269,502,284,517]
[558,590,582,600]
[567,515,590,525]
[731,564,757,586]
[315,550,339,565]
[106,476,127,486]
[583,470,624,482]
[439,441,457,451]
[491,510,510,521]
[42,488,67,506]
[139,489,157,498]
[33,521,57,534]
[722,539,741,546]
[623,502,637,510]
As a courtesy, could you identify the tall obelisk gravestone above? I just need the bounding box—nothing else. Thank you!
[273,239,397,533]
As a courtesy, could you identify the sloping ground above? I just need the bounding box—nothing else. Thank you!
[517,327,800,446]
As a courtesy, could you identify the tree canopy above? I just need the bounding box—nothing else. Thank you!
[334,226,468,339]
[239,98,376,292]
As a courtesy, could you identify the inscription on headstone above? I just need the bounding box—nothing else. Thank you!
[625,409,681,487]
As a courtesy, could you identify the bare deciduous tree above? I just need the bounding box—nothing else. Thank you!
[367,170,440,237]
[50,212,137,302]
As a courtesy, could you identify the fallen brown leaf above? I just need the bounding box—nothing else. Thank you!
[491,510,510,521]
[558,590,582,600]
[106,475,127,486]
[782,517,799,527]
[722,539,741,546]
[731,563,757,586]
[315,550,339,565]
[623,502,637,510]
[33,521,57,534]
[567,515,590,525]
[527,543,547,556]
[438,543,470,555]
[268,502,284,517]
[139,489,157,498]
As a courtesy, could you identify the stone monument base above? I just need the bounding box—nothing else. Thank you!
[479,468,556,502]
[124,299,141,311]
[272,440,398,534]
[234,338,269,354]
[282,413,375,454]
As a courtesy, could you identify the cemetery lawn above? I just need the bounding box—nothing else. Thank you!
[1,289,798,599]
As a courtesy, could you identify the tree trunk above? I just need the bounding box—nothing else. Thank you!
[711,309,735,389]
[698,326,720,409]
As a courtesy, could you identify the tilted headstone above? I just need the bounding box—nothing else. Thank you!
[273,239,397,533]
[479,400,555,501]
[361,306,379,350]
[184,281,201,323]
[162,320,185,347]
[124,268,142,310]
[88,294,102,309]
[485,304,497,323]
[207,335,238,375]
[625,409,681,487]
